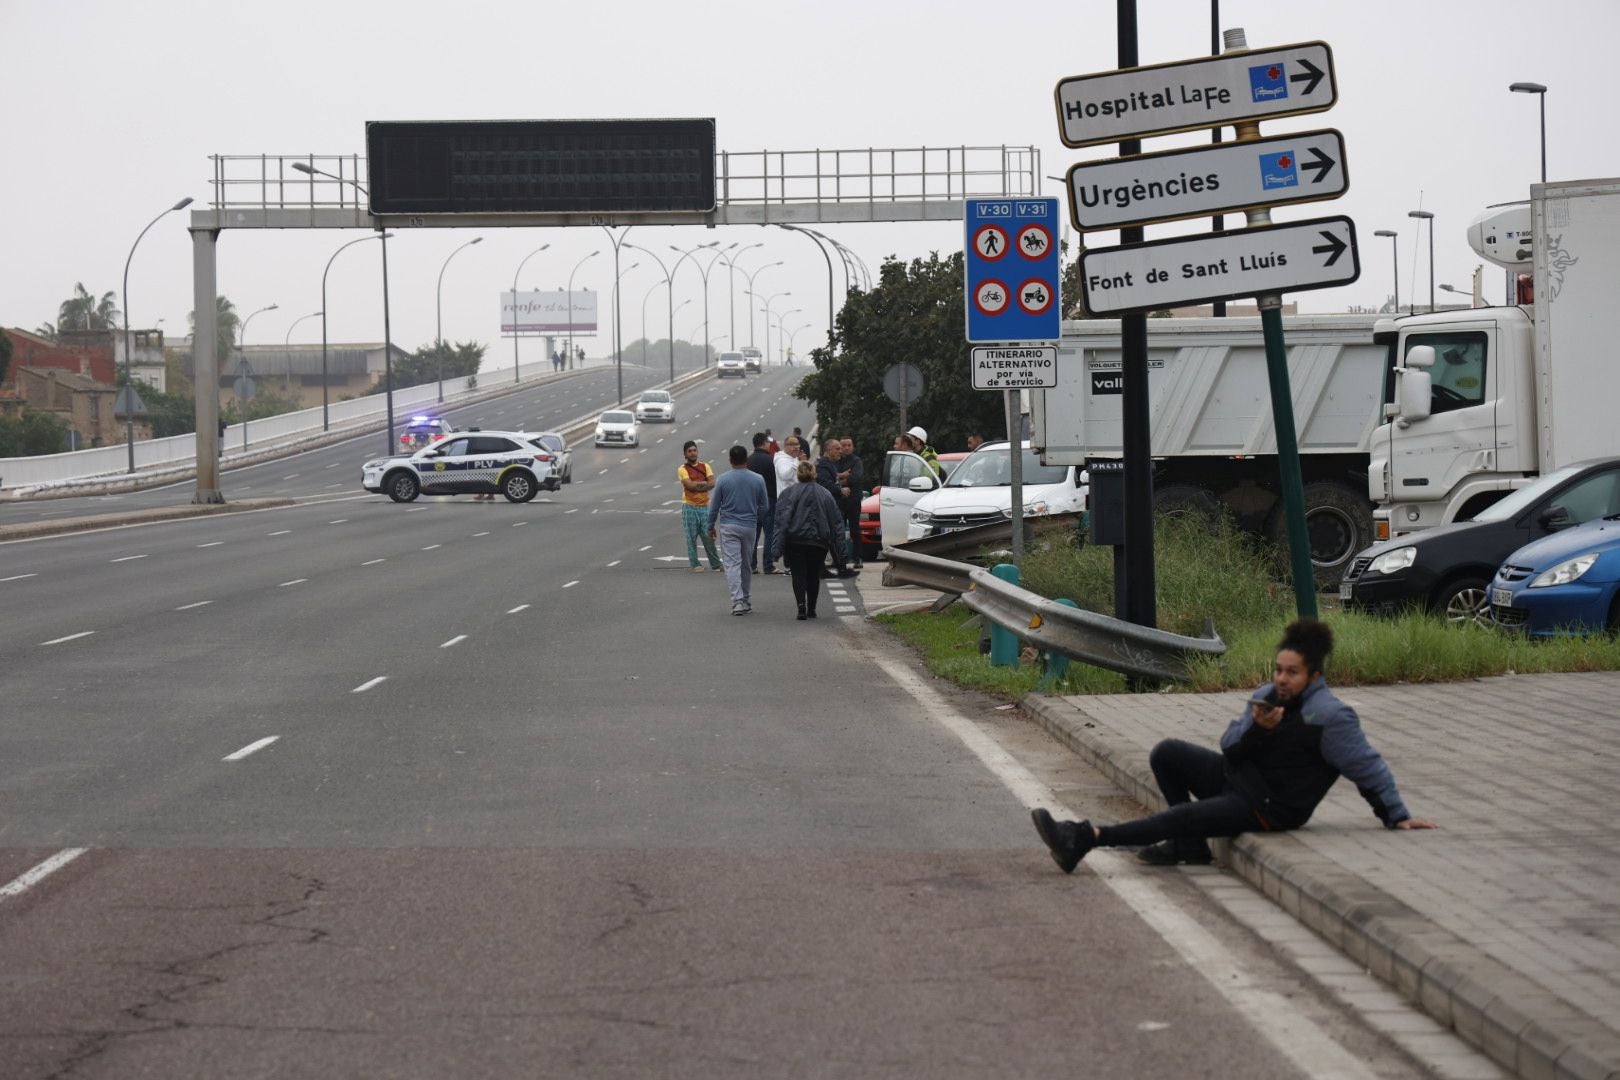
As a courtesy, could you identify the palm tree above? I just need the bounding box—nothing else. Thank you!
[56,282,121,332]
[188,295,240,370]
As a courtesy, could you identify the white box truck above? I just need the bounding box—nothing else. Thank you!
[1031,314,1389,585]
[1372,177,1620,537]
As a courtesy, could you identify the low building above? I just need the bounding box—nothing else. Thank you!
[177,342,411,410]
[0,366,150,447]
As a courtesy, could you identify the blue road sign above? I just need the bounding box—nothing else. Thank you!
[965,197,1061,344]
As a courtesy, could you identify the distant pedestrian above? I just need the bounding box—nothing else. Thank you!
[1031,618,1437,874]
[678,440,721,572]
[840,436,865,570]
[773,461,846,620]
[708,444,770,615]
[747,431,779,575]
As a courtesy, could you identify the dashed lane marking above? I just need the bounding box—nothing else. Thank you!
[196,542,224,548]
[362,558,386,566]
[513,521,529,528]
[351,676,387,693]
[639,545,652,551]
[40,631,95,646]
[1,573,39,582]
[328,519,349,525]
[109,555,148,563]
[439,635,468,648]
[278,579,308,587]
[507,604,530,614]
[1,849,88,903]
[422,544,442,551]
[562,580,579,589]
[223,736,279,762]
[269,530,292,536]
[473,531,490,537]
[175,601,214,611]
[607,560,621,567]
[565,509,579,514]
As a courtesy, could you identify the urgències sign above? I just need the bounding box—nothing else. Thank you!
[501,290,598,334]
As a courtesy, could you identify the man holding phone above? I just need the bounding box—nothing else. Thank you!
[1032,618,1436,873]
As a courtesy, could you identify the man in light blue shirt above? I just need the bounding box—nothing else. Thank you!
[708,444,771,615]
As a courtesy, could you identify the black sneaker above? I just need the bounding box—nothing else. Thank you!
[1031,808,1094,874]
[1136,840,1213,866]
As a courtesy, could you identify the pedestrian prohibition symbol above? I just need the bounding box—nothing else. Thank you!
[965,198,1061,344]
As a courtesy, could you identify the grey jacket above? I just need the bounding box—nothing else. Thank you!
[772,480,844,559]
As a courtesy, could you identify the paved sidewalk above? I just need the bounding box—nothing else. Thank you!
[1023,672,1620,1080]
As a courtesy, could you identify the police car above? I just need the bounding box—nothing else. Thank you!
[398,415,457,453]
[363,430,561,503]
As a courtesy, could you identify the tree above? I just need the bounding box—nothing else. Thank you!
[56,283,121,332]
[0,409,71,456]
[390,340,486,390]
[795,251,1007,463]
[188,295,240,371]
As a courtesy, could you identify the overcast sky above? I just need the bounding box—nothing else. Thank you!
[4,0,1615,372]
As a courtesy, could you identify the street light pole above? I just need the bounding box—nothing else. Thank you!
[566,251,599,372]
[740,262,784,349]
[689,244,734,368]
[716,242,764,347]
[772,309,801,366]
[639,281,665,368]
[283,310,321,393]
[121,195,193,472]
[1509,82,1549,183]
[600,227,636,405]
[750,291,790,366]
[1408,210,1435,312]
[509,242,551,384]
[236,303,277,452]
[775,224,836,357]
[434,237,483,403]
[321,232,389,432]
[1373,229,1399,315]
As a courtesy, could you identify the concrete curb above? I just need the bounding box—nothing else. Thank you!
[0,499,298,543]
[1020,693,1620,1080]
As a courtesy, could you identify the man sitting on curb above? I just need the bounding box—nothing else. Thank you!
[1032,617,1436,873]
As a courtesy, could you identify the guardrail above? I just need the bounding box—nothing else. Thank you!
[883,542,1226,682]
[889,511,1084,563]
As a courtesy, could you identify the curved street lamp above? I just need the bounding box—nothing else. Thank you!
[434,237,483,402]
[739,262,784,349]
[1509,82,1548,183]
[600,226,637,404]
[748,290,791,366]
[282,310,322,393]
[566,251,599,371]
[1408,210,1435,312]
[509,242,550,383]
[1373,229,1399,315]
[770,308,802,366]
[234,303,278,452]
[121,195,193,472]
[714,242,764,346]
[684,243,735,367]
[321,232,390,431]
[639,280,667,367]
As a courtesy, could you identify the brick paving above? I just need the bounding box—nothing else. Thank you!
[1023,671,1620,1080]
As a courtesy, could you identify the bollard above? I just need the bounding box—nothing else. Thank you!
[988,563,1021,666]
[1036,599,1081,690]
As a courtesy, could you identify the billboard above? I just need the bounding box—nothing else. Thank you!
[502,290,598,335]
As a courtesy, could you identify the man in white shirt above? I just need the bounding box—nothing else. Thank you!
[774,434,803,494]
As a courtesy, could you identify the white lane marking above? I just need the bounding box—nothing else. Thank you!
[638,448,648,454]
[40,631,95,646]
[278,579,308,587]
[324,483,342,489]
[562,580,579,589]
[0,848,88,902]
[598,469,609,475]
[109,554,148,563]
[473,531,490,537]
[1,573,38,582]
[835,605,856,613]
[656,438,665,444]
[175,601,214,611]
[866,651,1383,1080]
[639,545,652,552]
[652,484,661,490]
[223,736,279,762]
[512,521,529,528]
[565,508,579,514]
[404,507,428,513]
[282,473,300,480]
[269,530,292,536]
[602,498,615,504]
[352,676,388,693]
[439,635,468,648]
[326,462,341,468]
[422,544,442,551]
[362,558,386,566]
[619,457,630,463]
[507,604,530,614]
[328,519,349,525]
[607,560,621,567]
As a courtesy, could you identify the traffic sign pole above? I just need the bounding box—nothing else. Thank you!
[1261,299,1318,618]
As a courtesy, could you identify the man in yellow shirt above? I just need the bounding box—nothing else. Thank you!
[678,440,722,572]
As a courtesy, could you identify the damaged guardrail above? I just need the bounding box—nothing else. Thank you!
[883,544,1226,682]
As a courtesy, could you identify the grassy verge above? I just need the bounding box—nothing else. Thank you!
[875,516,1620,696]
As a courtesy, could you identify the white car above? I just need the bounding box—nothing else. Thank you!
[634,390,675,423]
[741,347,763,372]
[522,430,573,484]
[884,441,1087,545]
[594,410,639,447]
[716,351,746,378]
[363,430,560,503]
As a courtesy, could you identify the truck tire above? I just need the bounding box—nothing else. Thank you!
[1264,481,1373,589]
[1153,484,1224,529]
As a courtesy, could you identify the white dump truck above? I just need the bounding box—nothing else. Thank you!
[1031,314,1388,585]
[1372,177,1620,538]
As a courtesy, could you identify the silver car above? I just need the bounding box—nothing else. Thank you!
[634,390,675,423]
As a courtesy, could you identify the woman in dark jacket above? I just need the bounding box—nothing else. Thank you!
[772,461,846,619]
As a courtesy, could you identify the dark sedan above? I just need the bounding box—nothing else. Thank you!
[1340,458,1620,626]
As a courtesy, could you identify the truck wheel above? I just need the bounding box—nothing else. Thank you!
[1265,481,1373,589]
[1153,484,1224,528]
[386,471,420,503]
[1432,576,1491,629]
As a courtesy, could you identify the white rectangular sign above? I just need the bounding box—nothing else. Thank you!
[1066,129,1348,232]
[971,346,1058,390]
[1055,42,1336,149]
[1079,216,1359,317]
[501,290,598,334]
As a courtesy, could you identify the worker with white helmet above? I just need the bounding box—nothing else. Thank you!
[905,425,942,477]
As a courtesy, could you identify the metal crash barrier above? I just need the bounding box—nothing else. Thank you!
[883,543,1226,683]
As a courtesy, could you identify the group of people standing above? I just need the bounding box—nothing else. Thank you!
[678,428,864,619]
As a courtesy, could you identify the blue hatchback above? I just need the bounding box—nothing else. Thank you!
[1491,516,1620,635]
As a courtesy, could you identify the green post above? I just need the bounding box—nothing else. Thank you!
[1036,598,1080,690]
[1259,297,1319,618]
[989,563,1021,666]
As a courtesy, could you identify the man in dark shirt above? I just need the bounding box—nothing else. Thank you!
[814,440,853,578]
[840,436,865,570]
[746,432,779,574]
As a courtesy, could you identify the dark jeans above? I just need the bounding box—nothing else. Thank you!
[754,500,777,571]
[1095,739,1266,855]
[783,542,825,612]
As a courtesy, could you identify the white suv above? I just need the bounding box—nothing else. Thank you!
[634,390,675,422]
[716,352,746,378]
[363,431,560,503]
[881,441,1087,546]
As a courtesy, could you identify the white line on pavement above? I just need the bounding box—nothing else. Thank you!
[40,631,95,646]
[422,544,441,551]
[282,474,300,480]
[565,508,579,514]
[352,676,387,693]
[563,580,579,589]
[513,521,528,527]
[109,554,148,563]
[1,573,38,582]
[473,531,490,537]
[835,605,856,613]
[223,736,279,762]
[326,462,340,468]
[607,560,621,567]
[195,541,223,548]
[0,849,88,902]
[175,601,214,610]
[278,579,308,587]
[865,651,1383,1080]
[599,469,609,475]
[639,545,652,551]
[507,604,530,614]
[269,530,292,536]
[362,558,386,566]
[328,519,349,525]
[405,507,427,513]
[439,635,468,648]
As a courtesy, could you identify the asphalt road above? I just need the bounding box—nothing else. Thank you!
[0,366,1442,1078]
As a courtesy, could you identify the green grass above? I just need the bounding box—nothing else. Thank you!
[876,516,1620,696]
